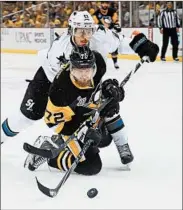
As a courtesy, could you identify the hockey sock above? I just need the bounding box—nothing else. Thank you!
[48,148,74,171]
[112,57,117,64]
[2,119,19,137]
[105,114,128,146]
[1,111,36,140]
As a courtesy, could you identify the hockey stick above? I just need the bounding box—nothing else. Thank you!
[35,56,148,197]
[120,56,149,87]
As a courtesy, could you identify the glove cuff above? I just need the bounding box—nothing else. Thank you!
[129,33,148,53]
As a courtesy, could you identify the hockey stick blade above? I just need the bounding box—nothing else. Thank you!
[23,142,57,159]
[35,177,57,198]
[35,162,74,198]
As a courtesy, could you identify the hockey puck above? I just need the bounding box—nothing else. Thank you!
[87,188,98,198]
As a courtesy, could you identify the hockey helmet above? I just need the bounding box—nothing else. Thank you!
[68,11,96,37]
[69,46,97,87]
[70,46,96,69]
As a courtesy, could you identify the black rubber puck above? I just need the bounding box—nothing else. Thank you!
[87,188,98,198]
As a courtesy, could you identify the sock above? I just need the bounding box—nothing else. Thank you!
[48,148,74,171]
[1,110,35,143]
[105,114,128,146]
[112,57,117,64]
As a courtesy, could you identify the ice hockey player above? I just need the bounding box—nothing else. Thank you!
[2,11,159,167]
[25,45,129,174]
[92,1,122,69]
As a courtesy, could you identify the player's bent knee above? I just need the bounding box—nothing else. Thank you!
[75,154,102,175]
[48,145,102,176]
[98,123,112,148]
[98,134,112,148]
[75,145,102,175]
[20,67,51,120]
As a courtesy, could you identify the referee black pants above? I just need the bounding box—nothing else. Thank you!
[161,28,179,59]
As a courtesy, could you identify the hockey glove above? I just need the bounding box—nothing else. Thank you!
[129,33,159,62]
[100,79,125,118]
[113,23,122,33]
[102,79,124,102]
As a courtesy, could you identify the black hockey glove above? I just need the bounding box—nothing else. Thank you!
[102,79,124,102]
[129,33,159,62]
[84,128,102,146]
[113,23,121,33]
[100,79,125,118]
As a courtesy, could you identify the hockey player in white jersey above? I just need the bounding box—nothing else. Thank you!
[1,11,159,166]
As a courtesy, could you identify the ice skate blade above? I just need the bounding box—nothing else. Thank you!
[121,163,131,171]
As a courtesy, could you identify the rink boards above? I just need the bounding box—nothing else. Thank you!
[1,27,182,61]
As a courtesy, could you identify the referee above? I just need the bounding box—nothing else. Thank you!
[158,1,180,61]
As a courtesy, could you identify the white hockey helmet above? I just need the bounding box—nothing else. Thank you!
[68,11,96,37]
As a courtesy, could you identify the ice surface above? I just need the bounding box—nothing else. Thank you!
[1,53,182,209]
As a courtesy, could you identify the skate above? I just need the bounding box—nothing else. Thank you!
[114,62,119,69]
[24,135,62,171]
[116,143,134,170]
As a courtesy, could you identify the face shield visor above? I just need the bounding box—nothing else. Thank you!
[72,27,96,38]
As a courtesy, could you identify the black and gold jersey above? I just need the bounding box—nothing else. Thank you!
[44,50,106,136]
[93,7,118,29]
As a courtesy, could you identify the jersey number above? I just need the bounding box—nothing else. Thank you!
[46,110,64,124]
[84,14,89,21]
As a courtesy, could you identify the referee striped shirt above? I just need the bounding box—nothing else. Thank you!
[158,9,180,29]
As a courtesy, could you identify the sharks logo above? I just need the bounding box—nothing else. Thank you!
[57,53,70,70]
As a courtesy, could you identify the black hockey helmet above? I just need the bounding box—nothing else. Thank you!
[70,46,96,69]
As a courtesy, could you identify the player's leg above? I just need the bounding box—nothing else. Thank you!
[26,130,102,175]
[26,134,102,176]
[111,49,119,69]
[48,143,102,175]
[1,67,51,143]
[98,122,112,148]
[105,114,134,165]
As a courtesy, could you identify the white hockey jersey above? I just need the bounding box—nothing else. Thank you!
[38,27,133,82]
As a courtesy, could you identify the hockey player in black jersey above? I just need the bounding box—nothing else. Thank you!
[2,11,159,168]
[26,46,130,175]
[93,1,121,69]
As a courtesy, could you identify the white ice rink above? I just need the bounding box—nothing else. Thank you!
[1,53,182,209]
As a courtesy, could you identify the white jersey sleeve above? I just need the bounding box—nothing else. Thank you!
[38,31,73,82]
[118,33,134,54]
[90,27,121,62]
